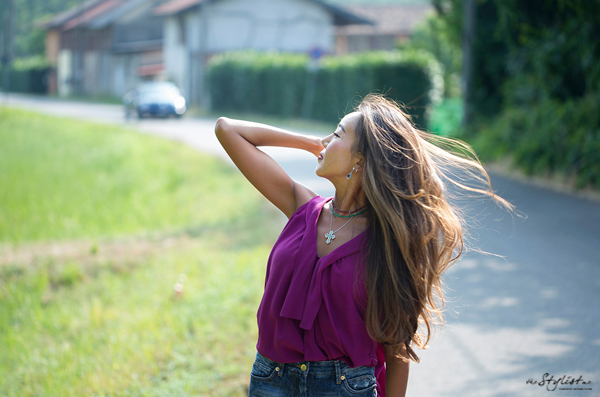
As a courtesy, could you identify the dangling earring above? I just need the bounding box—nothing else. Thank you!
[347,167,355,180]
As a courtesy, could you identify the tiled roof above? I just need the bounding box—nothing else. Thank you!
[61,0,122,30]
[336,4,433,36]
[39,0,162,31]
[38,0,107,29]
[89,0,158,29]
[154,0,373,26]
[154,0,203,15]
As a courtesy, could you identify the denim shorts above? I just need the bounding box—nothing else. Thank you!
[248,352,377,397]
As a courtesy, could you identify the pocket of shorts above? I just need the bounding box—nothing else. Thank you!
[342,373,377,394]
[250,359,278,382]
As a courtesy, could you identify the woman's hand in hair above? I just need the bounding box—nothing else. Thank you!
[309,136,325,157]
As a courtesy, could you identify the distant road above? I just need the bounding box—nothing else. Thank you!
[5,93,600,396]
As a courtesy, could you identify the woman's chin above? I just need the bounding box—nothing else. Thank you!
[315,163,323,177]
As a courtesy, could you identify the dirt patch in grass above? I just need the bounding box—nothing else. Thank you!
[0,234,196,268]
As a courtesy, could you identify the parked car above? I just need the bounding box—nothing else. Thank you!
[123,82,186,119]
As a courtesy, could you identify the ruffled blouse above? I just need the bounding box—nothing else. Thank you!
[256,196,386,395]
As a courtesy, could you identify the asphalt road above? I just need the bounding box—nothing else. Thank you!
[4,93,600,396]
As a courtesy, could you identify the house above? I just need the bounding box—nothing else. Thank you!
[41,0,370,103]
[335,4,433,54]
[153,0,371,105]
[42,0,167,97]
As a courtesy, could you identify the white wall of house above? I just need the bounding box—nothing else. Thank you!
[57,49,72,96]
[164,14,190,96]
[112,54,145,96]
[83,51,100,96]
[204,0,333,53]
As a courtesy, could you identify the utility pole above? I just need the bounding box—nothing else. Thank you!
[77,0,85,95]
[1,0,15,105]
[461,0,476,127]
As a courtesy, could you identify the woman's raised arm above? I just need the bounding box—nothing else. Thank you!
[215,117,324,218]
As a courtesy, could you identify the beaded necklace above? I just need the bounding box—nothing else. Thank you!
[332,208,368,218]
[324,200,367,244]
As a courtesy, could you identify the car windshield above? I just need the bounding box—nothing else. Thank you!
[137,82,180,96]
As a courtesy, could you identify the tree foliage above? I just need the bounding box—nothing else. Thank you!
[1,0,80,58]
[435,0,600,117]
[433,0,600,188]
[397,11,462,98]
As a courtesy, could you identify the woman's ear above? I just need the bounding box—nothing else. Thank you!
[354,156,365,172]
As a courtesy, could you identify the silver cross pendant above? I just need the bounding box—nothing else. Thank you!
[325,231,336,244]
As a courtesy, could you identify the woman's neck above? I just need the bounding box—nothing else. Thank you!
[333,182,367,213]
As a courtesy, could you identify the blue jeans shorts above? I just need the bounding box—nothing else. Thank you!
[248,352,377,396]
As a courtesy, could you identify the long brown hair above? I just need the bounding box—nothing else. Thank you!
[354,94,512,362]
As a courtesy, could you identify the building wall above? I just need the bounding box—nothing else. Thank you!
[164,14,189,95]
[163,0,334,105]
[83,50,100,95]
[45,29,61,65]
[204,0,334,53]
[57,49,72,96]
[344,34,399,53]
[50,0,166,97]
[56,47,154,97]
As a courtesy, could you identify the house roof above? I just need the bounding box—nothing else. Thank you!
[154,0,373,26]
[88,0,156,29]
[153,0,200,15]
[39,0,163,31]
[39,0,119,30]
[336,4,433,36]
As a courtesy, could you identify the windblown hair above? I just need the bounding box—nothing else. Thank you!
[354,94,512,362]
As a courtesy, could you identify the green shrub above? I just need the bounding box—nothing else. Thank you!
[208,51,308,116]
[207,50,442,127]
[470,93,600,188]
[0,56,49,94]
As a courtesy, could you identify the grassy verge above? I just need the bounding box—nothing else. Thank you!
[0,235,273,396]
[0,108,283,396]
[0,108,268,244]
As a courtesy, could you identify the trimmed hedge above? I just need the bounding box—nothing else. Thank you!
[0,68,49,93]
[0,57,50,94]
[207,50,442,127]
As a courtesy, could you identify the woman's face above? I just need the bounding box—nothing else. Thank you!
[315,112,362,180]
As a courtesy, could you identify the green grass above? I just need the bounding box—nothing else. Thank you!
[0,236,272,396]
[0,108,284,396]
[0,108,267,243]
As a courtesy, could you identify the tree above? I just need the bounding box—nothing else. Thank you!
[435,0,600,122]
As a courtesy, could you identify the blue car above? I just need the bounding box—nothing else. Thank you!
[123,82,186,119]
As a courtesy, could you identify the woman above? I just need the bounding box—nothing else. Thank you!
[215,94,509,397]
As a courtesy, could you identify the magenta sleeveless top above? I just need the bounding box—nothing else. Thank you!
[256,196,386,396]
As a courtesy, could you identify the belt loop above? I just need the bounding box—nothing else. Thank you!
[335,361,341,385]
[278,363,284,377]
